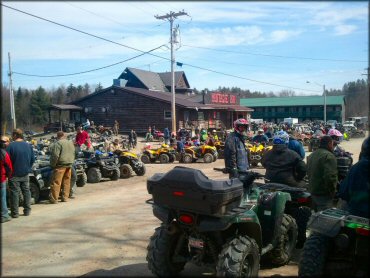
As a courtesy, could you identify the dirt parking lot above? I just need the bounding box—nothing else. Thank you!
[1,134,366,277]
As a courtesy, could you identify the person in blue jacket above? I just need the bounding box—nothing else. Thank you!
[288,133,305,159]
[338,136,369,218]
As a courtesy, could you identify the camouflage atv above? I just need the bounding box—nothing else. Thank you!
[146,167,298,276]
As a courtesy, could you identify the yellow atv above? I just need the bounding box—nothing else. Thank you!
[214,140,225,159]
[140,144,177,164]
[247,142,272,167]
[114,150,146,179]
[181,145,218,163]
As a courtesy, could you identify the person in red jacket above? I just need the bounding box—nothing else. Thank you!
[1,136,13,223]
[75,126,91,152]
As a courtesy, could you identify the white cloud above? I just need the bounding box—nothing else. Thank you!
[269,30,302,44]
[334,25,357,36]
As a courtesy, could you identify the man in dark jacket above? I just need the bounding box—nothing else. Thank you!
[224,118,250,179]
[307,135,338,212]
[6,129,35,217]
[262,131,307,187]
[338,136,369,218]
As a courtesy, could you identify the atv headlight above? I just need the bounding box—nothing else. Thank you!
[100,161,105,166]
[115,158,119,164]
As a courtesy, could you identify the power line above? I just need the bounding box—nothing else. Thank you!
[2,4,340,93]
[179,62,321,93]
[2,3,171,62]
[182,44,367,63]
[12,45,165,77]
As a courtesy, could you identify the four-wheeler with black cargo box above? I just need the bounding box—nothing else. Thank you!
[145,166,298,277]
[299,208,369,277]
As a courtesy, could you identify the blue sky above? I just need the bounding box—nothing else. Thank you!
[1,1,368,95]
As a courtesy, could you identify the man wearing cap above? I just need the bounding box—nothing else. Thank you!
[307,135,338,212]
[49,131,75,203]
[6,129,35,217]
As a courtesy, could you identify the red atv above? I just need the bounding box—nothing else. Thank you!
[153,130,164,142]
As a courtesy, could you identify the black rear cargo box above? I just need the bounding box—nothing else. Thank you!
[147,166,244,217]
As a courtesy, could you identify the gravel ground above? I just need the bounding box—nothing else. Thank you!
[1,133,366,277]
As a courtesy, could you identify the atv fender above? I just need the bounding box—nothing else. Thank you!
[152,205,172,223]
[307,212,342,237]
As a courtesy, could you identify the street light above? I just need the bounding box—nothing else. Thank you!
[306,81,326,123]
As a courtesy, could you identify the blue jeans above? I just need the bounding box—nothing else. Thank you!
[1,181,10,220]
[8,175,31,216]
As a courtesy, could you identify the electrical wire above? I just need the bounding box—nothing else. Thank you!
[12,45,166,77]
[2,3,171,62]
[182,44,366,63]
[179,62,321,93]
[2,3,353,92]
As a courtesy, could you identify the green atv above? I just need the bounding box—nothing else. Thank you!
[146,167,298,276]
[299,208,369,277]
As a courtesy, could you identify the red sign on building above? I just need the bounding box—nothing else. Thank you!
[210,92,237,104]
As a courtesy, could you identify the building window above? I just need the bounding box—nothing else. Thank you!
[198,112,204,120]
[164,110,171,119]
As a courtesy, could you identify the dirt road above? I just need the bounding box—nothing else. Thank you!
[1,135,365,277]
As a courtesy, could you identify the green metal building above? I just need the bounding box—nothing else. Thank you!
[240,95,346,123]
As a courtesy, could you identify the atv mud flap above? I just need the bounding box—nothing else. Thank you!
[308,213,342,237]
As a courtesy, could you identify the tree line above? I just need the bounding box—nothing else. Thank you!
[1,79,368,132]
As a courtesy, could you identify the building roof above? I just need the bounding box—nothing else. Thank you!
[159,71,190,88]
[120,67,168,92]
[240,95,345,107]
[49,104,82,110]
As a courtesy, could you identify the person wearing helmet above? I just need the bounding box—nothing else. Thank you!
[261,131,307,187]
[252,128,269,145]
[307,135,338,212]
[224,118,250,179]
[212,130,219,141]
[338,136,369,218]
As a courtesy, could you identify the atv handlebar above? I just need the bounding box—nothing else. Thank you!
[213,168,265,179]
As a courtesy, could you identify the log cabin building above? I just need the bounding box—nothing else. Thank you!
[72,67,253,134]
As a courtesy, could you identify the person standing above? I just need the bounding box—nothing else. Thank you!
[307,135,338,212]
[338,136,369,218]
[1,136,13,223]
[6,129,35,217]
[224,118,250,179]
[49,131,75,203]
[163,127,170,145]
[287,133,305,159]
[113,120,119,136]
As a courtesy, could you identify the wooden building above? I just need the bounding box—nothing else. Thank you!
[72,85,252,134]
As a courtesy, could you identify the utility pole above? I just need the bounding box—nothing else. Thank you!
[362,67,370,132]
[323,84,326,123]
[155,10,188,133]
[8,52,16,130]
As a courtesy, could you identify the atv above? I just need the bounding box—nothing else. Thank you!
[113,149,146,179]
[85,153,120,183]
[247,142,272,167]
[180,144,218,163]
[214,140,225,159]
[74,158,88,187]
[146,167,298,276]
[140,144,177,164]
[299,208,369,277]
